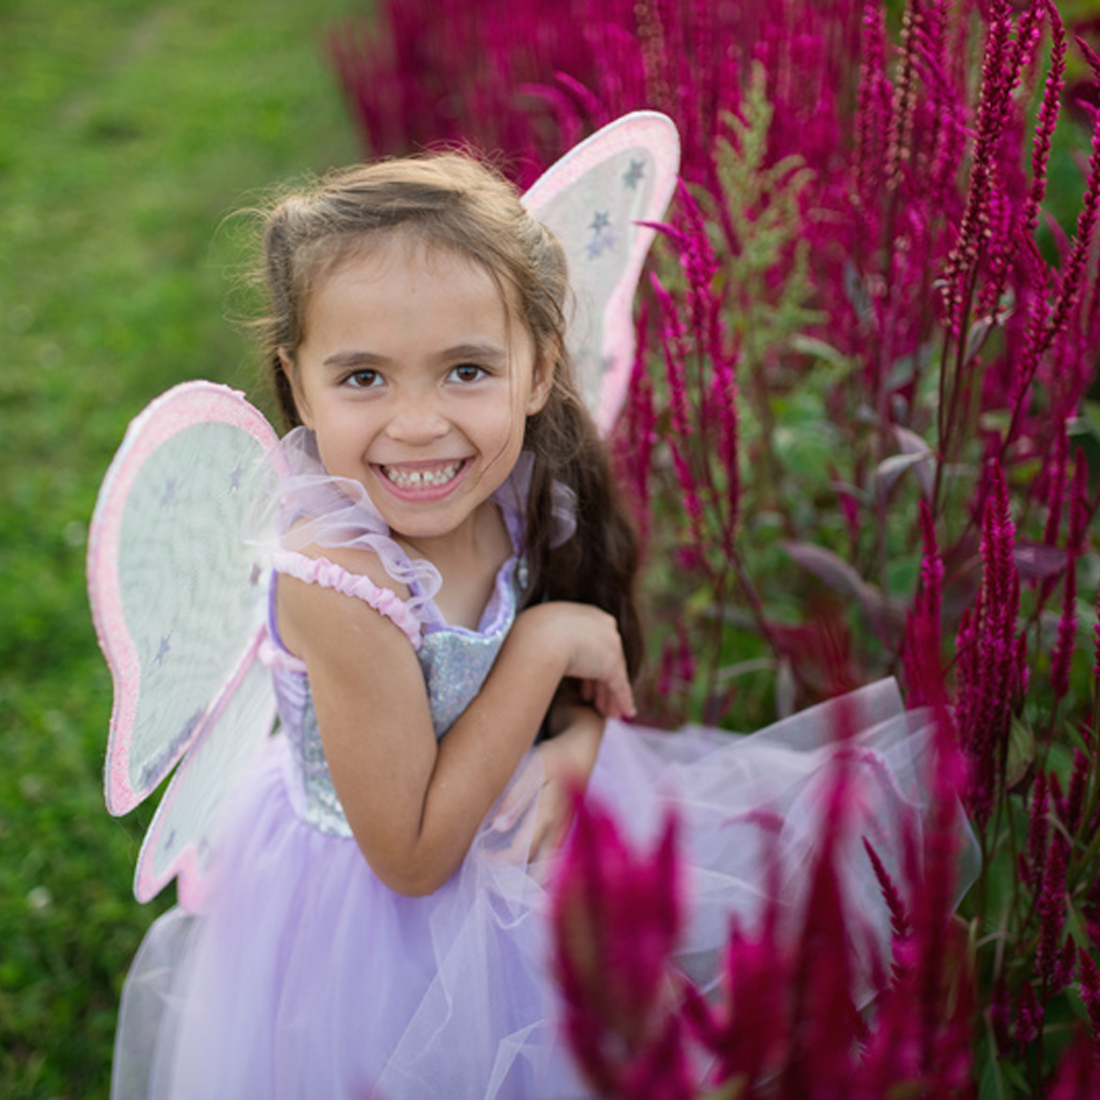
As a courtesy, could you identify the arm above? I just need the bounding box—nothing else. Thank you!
[278,571,633,897]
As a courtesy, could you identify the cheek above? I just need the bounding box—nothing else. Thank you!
[490,403,529,451]
[312,407,366,461]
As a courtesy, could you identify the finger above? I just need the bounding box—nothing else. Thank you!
[594,682,612,719]
[529,792,564,863]
[506,788,552,863]
[618,678,637,719]
[608,665,636,718]
[595,676,633,720]
[492,755,540,832]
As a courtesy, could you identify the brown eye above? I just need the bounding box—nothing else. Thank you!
[449,364,486,383]
[347,369,382,388]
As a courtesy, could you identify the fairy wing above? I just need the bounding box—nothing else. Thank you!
[88,381,281,909]
[521,110,680,434]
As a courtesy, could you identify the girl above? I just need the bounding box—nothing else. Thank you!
[110,153,966,1099]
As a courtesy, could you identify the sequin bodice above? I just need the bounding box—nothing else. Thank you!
[269,555,526,838]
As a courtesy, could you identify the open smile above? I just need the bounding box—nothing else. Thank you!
[374,459,470,500]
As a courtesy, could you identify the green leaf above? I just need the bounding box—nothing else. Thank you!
[1006,716,1036,790]
[789,334,851,368]
[976,1036,1009,1100]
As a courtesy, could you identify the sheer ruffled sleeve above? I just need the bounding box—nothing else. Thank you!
[251,428,443,630]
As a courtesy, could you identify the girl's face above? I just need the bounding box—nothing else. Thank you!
[286,236,552,549]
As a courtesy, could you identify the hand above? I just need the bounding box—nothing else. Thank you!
[492,706,605,863]
[516,603,636,720]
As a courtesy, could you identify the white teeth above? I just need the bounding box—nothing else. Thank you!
[383,462,460,489]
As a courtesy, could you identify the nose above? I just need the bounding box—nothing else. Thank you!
[384,391,450,446]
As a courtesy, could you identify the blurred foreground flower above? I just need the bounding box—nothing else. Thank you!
[552,710,982,1097]
[551,794,692,1095]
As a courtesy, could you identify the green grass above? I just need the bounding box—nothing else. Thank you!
[0,1,362,1094]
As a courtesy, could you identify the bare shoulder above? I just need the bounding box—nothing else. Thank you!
[276,538,414,663]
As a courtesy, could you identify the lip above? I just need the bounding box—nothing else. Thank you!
[372,458,471,503]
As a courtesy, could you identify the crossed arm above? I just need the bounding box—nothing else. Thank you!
[278,570,633,896]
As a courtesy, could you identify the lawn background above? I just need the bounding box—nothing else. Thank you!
[0,1,363,1094]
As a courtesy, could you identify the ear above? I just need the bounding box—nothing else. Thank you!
[525,347,555,417]
[278,347,313,429]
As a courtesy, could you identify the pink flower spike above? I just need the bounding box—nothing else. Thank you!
[1059,750,1089,834]
[1043,46,1100,354]
[1037,831,1071,994]
[1068,447,1091,555]
[1051,558,1077,702]
[1013,981,1042,1046]
[1079,947,1100,1057]
[863,837,913,985]
[1028,770,1050,879]
[1093,579,1100,683]
[955,463,1022,823]
[551,791,685,1092]
[1023,0,1066,238]
[1046,1031,1100,1098]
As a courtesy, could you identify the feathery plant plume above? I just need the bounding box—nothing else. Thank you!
[954,463,1022,826]
[551,791,685,1095]
[1023,0,1067,241]
[1079,948,1100,1057]
[1050,449,1090,702]
[1046,1033,1100,1099]
[903,501,946,710]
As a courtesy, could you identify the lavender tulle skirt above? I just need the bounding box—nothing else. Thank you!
[111,680,975,1100]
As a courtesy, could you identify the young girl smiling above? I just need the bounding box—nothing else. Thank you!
[107,150,970,1099]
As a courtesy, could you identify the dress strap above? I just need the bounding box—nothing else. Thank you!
[271,549,423,650]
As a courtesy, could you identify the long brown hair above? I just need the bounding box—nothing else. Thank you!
[255,153,643,676]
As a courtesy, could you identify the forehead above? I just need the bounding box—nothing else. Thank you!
[311,232,513,313]
[300,232,532,357]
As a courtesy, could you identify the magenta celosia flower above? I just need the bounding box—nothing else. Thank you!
[1078,947,1100,1056]
[1094,581,1100,684]
[1043,426,1069,551]
[954,463,1021,824]
[1046,1031,1100,1098]
[1026,770,1049,890]
[1055,750,1088,835]
[904,502,947,709]
[1042,37,1100,347]
[1037,832,1071,993]
[940,0,1016,334]
[855,0,891,206]
[1023,0,1066,239]
[551,792,684,1095]
[1014,981,1042,1046]
[682,748,871,1095]
[1050,450,1089,701]
[855,718,974,1095]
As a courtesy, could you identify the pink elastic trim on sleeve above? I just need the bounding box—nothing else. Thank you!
[272,550,423,650]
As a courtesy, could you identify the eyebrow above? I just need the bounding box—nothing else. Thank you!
[322,343,508,371]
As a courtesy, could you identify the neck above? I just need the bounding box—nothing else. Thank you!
[397,502,514,630]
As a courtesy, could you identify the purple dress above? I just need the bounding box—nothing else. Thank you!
[111,431,975,1099]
